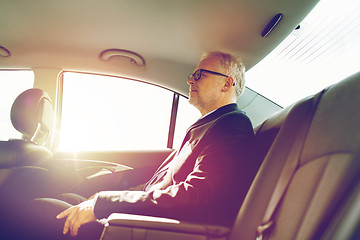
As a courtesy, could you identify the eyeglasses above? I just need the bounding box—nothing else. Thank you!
[188,69,229,81]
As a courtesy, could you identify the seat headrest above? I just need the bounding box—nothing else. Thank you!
[10,88,54,145]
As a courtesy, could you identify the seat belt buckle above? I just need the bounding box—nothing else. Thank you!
[256,221,274,240]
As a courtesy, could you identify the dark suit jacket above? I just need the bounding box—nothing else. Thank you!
[94,104,259,226]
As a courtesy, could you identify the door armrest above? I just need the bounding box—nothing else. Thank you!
[100,213,230,240]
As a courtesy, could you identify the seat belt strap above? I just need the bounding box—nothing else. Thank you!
[256,89,326,240]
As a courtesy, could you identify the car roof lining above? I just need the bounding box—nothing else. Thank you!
[0,0,320,96]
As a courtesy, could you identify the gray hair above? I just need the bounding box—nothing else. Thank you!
[201,51,245,97]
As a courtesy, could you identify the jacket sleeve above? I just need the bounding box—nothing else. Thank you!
[93,113,256,222]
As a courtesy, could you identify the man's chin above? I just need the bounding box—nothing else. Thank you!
[188,97,196,105]
[189,98,201,109]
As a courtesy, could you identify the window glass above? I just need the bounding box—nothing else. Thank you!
[0,70,34,140]
[246,0,360,107]
[173,96,201,149]
[59,72,174,151]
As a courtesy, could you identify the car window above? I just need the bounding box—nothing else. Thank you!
[0,70,34,140]
[173,96,201,148]
[247,0,360,107]
[58,72,199,151]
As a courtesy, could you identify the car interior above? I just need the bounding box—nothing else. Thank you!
[0,0,359,239]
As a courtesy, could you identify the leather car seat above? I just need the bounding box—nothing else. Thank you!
[0,88,80,197]
[0,88,53,169]
[231,71,360,240]
[0,88,54,212]
[0,88,56,237]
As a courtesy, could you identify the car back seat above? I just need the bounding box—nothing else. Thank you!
[252,101,293,166]
[99,71,360,240]
[232,71,360,240]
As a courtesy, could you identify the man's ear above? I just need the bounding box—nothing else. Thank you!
[222,76,235,92]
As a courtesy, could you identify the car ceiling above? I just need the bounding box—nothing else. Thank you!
[0,0,319,96]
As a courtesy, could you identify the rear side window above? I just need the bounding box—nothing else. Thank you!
[59,72,177,151]
[0,70,34,140]
[173,96,200,148]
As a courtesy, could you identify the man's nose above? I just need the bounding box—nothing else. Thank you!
[187,76,195,85]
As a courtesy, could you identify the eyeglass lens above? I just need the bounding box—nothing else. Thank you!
[194,70,201,80]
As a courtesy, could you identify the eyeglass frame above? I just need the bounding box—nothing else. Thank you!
[188,69,235,86]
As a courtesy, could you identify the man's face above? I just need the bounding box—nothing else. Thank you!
[187,56,226,115]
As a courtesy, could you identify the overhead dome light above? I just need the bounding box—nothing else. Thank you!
[0,46,11,57]
[99,49,145,66]
[262,13,284,37]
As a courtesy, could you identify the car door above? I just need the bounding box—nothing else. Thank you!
[52,71,200,194]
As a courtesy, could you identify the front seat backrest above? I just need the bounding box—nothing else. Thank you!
[0,88,54,168]
[11,88,54,145]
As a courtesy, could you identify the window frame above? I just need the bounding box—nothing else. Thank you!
[53,71,190,152]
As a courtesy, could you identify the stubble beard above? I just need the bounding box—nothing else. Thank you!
[189,93,216,115]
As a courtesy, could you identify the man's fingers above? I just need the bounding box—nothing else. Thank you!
[56,206,74,219]
[63,217,70,235]
[62,208,77,235]
[58,200,97,237]
[62,214,71,235]
[70,221,81,237]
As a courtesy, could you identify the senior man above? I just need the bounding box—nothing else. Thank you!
[25,51,260,239]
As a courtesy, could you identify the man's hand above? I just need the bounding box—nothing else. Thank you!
[56,199,97,237]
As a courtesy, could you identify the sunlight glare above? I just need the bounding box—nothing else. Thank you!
[58,72,173,151]
[247,0,360,107]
